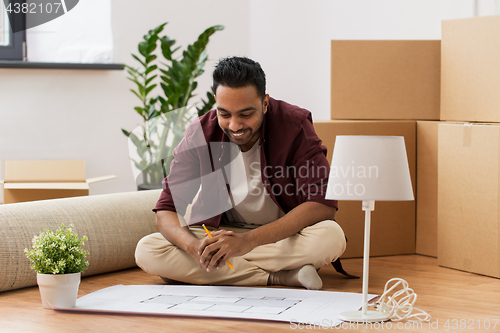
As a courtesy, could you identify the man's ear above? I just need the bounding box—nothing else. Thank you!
[263,94,270,114]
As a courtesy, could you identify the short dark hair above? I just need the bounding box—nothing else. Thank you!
[212,56,266,98]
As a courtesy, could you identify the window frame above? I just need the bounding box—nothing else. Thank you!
[0,0,26,60]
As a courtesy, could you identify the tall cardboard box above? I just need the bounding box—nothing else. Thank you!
[438,122,500,278]
[314,120,416,258]
[416,121,439,257]
[441,15,500,122]
[331,40,441,120]
[1,160,116,204]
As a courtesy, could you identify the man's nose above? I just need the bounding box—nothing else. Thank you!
[229,118,243,132]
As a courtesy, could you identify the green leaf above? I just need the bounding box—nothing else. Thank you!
[130,89,142,101]
[145,54,157,65]
[127,77,139,84]
[137,84,145,96]
[154,22,168,34]
[125,64,140,74]
[122,129,131,137]
[134,107,144,116]
[138,41,149,57]
[160,36,177,61]
[133,160,144,171]
[148,104,158,119]
[145,84,157,96]
[145,64,158,76]
[160,82,174,97]
[196,91,216,117]
[126,69,137,78]
[158,96,167,105]
[166,92,181,108]
[128,132,146,151]
[160,103,172,114]
[145,75,157,86]
[131,54,146,67]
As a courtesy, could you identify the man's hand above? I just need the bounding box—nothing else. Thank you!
[197,230,254,272]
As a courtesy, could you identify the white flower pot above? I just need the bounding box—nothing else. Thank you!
[37,272,81,309]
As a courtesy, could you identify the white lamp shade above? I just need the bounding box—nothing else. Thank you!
[326,136,414,201]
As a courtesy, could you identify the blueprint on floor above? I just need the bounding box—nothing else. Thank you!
[55,284,377,326]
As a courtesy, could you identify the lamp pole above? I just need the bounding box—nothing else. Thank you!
[361,199,375,315]
[338,200,390,323]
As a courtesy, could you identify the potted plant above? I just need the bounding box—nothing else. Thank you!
[123,22,224,189]
[24,224,89,309]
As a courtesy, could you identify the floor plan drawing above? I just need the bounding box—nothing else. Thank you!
[54,285,376,326]
[141,294,301,315]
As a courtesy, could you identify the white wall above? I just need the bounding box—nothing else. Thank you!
[0,0,249,202]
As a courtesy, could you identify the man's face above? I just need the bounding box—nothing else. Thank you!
[214,85,269,152]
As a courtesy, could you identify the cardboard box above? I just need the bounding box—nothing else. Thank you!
[314,120,416,258]
[438,122,500,278]
[441,15,500,122]
[0,160,116,204]
[331,40,441,120]
[416,121,439,257]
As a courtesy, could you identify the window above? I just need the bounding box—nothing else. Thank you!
[1,2,10,46]
[0,0,26,60]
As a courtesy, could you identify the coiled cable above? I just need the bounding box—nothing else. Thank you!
[368,278,431,323]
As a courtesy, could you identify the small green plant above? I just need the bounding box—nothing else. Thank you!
[24,224,90,275]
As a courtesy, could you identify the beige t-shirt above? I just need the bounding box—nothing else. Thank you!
[223,141,284,229]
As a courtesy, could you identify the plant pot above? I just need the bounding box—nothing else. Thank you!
[137,183,163,191]
[37,272,81,309]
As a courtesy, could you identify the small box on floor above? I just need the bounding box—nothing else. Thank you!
[0,160,115,204]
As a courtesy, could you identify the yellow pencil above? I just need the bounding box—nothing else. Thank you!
[202,224,234,270]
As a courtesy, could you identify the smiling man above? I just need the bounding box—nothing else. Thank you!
[135,57,346,290]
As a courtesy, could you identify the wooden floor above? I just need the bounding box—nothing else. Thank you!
[1,255,499,332]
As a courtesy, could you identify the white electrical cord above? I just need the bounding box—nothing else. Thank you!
[367,278,431,323]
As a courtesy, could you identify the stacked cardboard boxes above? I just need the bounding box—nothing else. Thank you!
[315,40,440,258]
[437,15,500,278]
[319,15,500,278]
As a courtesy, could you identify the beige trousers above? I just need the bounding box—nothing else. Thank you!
[135,220,346,286]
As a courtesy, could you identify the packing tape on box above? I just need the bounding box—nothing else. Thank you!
[463,123,472,147]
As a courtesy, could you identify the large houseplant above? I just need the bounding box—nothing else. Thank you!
[123,22,224,189]
[25,224,89,309]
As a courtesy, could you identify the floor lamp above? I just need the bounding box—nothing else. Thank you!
[326,136,414,323]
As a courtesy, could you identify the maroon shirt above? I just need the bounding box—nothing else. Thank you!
[154,97,338,228]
